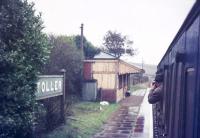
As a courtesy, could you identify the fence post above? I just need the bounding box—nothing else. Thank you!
[60,69,66,123]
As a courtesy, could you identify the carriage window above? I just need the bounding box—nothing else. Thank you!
[187,68,195,72]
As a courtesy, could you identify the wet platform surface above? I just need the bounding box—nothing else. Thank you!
[130,88,153,138]
[93,89,148,138]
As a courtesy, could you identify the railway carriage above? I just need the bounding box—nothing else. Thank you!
[155,1,200,138]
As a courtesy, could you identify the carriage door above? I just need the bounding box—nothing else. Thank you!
[184,67,196,138]
[168,63,177,138]
[173,62,183,138]
[163,66,169,136]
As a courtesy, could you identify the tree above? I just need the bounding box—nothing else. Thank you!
[43,35,99,97]
[74,35,100,59]
[0,0,49,137]
[43,35,83,96]
[103,31,135,58]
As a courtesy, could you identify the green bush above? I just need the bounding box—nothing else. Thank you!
[0,0,49,137]
[43,35,83,97]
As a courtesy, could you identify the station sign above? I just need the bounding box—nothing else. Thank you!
[36,75,64,100]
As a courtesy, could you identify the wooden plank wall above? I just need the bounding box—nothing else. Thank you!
[92,60,117,89]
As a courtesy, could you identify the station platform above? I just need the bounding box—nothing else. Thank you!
[131,88,153,138]
[93,89,153,138]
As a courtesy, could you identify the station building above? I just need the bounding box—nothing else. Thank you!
[83,52,143,102]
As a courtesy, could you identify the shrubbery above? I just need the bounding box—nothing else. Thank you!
[0,0,49,137]
[43,35,83,97]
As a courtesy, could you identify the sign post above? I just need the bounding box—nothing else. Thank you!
[60,69,66,123]
[36,74,66,123]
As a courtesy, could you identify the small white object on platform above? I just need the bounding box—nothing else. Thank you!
[100,101,109,106]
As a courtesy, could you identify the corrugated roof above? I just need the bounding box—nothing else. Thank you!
[86,51,144,74]
[94,52,118,59]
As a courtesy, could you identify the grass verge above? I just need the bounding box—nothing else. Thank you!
[46,101,119,138]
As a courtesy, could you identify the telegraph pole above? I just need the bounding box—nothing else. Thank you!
[142,58,144,70]
[80,23,84,58]
[80,24,84,100]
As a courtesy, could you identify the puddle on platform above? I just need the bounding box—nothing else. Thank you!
[134,115,145,133]
[128,106,140,115]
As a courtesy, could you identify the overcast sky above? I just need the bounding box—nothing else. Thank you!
[32,0,195,65]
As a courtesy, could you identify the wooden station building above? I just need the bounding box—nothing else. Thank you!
[83,52,143,102]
